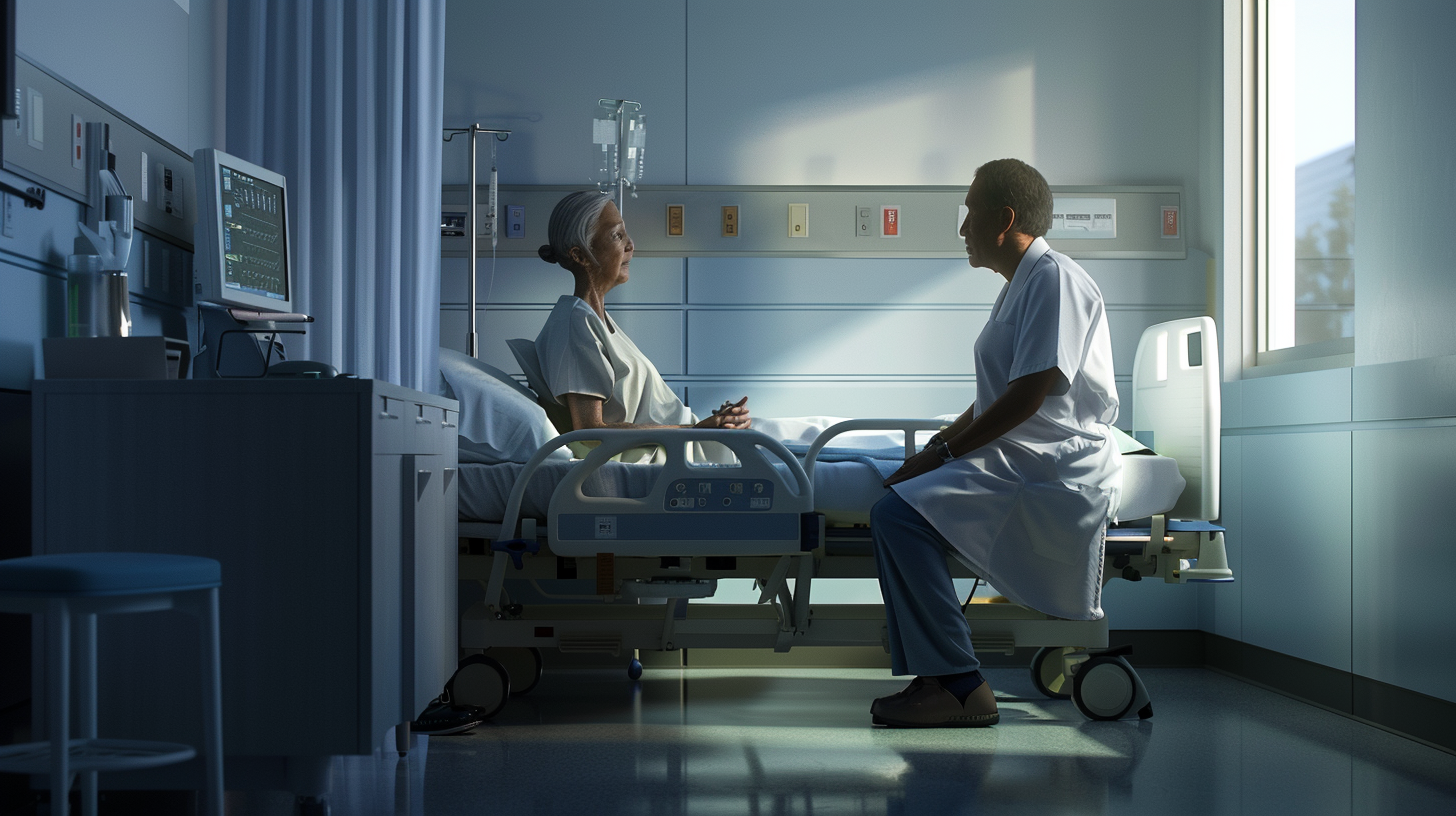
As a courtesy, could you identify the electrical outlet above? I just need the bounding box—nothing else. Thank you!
[789,203,808,238]
[667,204,684,237]
[721,205,738,237]
[2,194,14,238]
[856,206,873,237]
[506,204,525,238]
[72,115,84,169]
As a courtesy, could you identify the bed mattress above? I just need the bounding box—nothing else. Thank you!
[458,452,1185,527]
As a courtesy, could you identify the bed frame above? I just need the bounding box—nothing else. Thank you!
[455,317,1232,720]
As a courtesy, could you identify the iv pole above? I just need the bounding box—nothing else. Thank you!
[443,124,510,358]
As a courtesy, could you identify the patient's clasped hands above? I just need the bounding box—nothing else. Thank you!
[696,396,752,430]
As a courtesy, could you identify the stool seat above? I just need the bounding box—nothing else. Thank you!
[0,553,221,596]
[0,737,196,775]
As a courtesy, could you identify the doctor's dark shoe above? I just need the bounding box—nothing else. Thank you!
[411,700,487,736]
[870,676,926,718]
[871,677,999,728]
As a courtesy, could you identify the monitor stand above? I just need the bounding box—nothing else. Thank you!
[194,302,314,378]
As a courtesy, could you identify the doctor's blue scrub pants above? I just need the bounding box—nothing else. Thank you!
[871,491,980,677]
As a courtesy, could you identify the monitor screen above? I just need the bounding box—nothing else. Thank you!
[192,148,293,314]
[219,165,288,302]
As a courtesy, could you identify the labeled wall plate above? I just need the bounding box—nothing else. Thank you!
[1161,205,1180,238]
[721,205,738,237]
[881,205,901,238]
[788,203,808,238]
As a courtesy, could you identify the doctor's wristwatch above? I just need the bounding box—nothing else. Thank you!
[925,433,956,463]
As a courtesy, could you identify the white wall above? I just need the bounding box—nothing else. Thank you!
[1,0,216,391]
[1204,0,1456,706]
[17,0,217,154]
[1355,0,1456,367]
[444,0,1221,626]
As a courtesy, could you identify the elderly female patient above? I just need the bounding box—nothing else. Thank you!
[532,191,751,439]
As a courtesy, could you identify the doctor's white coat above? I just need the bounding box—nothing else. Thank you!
[892,237,1123,621]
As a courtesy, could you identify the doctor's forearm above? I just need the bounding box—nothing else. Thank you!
[938,404,976,442]
[944,370,1057,457]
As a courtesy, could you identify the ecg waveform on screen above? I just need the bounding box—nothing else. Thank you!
[220,167,288,300]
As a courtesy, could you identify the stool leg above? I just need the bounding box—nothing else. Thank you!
[76,613,98,816]
[47,599,71,816]
[197,588,225,816]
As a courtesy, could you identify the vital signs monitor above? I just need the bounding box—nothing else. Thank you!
[192,148,293,315]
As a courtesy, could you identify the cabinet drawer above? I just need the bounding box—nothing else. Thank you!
[373,395,410,454]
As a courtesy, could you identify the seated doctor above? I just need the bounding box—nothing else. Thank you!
[534,191,751,435]
[868,159,1122,728]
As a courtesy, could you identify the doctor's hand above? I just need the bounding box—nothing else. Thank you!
[883,448,944,487]
[694,396,752,430]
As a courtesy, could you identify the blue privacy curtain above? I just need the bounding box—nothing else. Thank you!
[225,0,445,392]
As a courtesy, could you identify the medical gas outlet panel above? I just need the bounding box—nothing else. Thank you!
[440,185,1184,260]
[665,479,774,511]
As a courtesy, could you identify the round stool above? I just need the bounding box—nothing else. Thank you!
[0,553,223,816]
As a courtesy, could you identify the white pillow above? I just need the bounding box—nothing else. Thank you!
[438,347,566,464]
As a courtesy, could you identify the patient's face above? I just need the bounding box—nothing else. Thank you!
[589,202,634,289]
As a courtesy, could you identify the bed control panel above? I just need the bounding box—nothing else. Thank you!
[665,479,774,511]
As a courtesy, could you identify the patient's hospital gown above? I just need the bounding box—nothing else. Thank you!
[536,295,732,463]
[892,237,1122,621]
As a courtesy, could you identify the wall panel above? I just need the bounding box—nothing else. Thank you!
[1352,426,1456,703]
[442,256,684,307]
[442,307,684,378]
[1201,435,1242,640]
[1239,431,1352,671]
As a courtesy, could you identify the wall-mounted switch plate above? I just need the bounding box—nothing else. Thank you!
[667,204,684,237]
[506,204,525,238]
[856,206,874,237]
[721,205,738,237]
[789,203,808,238]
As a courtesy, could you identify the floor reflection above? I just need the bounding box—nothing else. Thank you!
[213,667,1456,815]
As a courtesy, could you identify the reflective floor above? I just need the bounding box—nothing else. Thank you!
[228,666,1456,815]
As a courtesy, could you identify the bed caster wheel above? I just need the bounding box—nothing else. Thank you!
[628,659,643,680]
[1071,648,1151,721]
[1030,646,1074,700]
[445,654,511,719]
[486,646,544,696]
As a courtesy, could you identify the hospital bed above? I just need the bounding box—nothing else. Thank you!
[451,316,1231,721]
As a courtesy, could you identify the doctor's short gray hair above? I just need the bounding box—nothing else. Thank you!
[538,190,612,268]
[972,159,1053,238]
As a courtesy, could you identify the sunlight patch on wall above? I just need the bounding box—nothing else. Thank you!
[730,59,1036,186]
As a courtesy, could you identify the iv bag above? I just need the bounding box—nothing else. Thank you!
[593,100,646,193]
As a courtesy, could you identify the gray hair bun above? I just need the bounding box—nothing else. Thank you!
[542,191,612,269]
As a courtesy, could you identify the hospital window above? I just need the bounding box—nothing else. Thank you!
[1256,0,1355,360]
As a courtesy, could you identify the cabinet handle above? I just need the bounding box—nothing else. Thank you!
[416,417,432,425]
[379,411,399,420]
[442,419,457,429]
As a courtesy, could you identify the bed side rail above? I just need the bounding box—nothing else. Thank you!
[546,428,815,558]
[801,418,948,481]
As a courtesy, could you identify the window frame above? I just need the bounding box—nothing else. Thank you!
[1243,0,1356,374]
